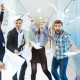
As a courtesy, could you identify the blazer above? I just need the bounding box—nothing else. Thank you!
[0,11,5,56]
[6,28,25,53]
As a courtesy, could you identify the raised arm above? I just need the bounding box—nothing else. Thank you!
[30,23,36,35]
[27,15,37,35]
[0,4,5,24]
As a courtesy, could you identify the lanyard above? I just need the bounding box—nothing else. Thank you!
[38,35,40,41]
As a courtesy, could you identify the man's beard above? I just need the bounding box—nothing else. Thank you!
[55,29,61,35]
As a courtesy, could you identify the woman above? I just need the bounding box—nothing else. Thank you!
[0,4,5,72]
[28,15,52,80]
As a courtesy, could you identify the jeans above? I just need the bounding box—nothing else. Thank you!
[0,53,4,80]
[51,57,69,80]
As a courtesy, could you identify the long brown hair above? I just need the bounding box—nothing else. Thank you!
[36,22,43,35]
[36,28,40,35]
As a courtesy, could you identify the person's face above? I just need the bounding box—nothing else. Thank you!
[39,22,44,31]
[53,23,63,35]
[15,20,22,30]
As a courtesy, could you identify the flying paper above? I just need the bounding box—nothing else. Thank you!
[1,0,14,10]
[21,13,31,31]
[64,52,78,56]
[49,3,65,22]
[18,48,32,61]
[29,40,42,49]
[2,50,25,80]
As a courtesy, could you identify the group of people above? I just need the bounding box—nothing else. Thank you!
[0,4,80,80]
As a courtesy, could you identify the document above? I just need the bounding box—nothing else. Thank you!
[29,40,42,49]
[64,52,78,56]
[46,50,51,56]
[1,0,14,10]
[19,48,32,61]
[18,32,23,48]
[22,13,31,31]
[49,3,57,12]
[2,50,25,80]
[49,3,65,22]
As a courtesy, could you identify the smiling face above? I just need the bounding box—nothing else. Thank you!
[14,19,23,31]
[53,20,63,35]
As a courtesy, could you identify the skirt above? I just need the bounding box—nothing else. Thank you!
[31,47,47,64]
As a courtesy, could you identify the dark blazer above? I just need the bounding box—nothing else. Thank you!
[6,28,25,53]
[0,11,5,61]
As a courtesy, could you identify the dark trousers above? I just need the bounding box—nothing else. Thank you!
[13,55,27,80]
[51,57,69,80]
[0,53,4,80]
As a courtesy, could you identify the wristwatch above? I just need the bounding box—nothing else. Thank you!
[31,20,34,22]
[1,9,5,10]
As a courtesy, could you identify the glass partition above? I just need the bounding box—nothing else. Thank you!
[64,0,80,79]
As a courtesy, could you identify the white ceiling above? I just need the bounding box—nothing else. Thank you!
[0,0,57,25]
[18,0,56,24]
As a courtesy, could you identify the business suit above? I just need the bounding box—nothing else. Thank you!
[6,28,27,80]
[0,11,5,79]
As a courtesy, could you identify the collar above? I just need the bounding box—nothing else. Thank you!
[16,28,22,34]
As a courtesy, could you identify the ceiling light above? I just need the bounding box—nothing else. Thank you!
[65,9,70,12]
[39,17,42,19]
[37,9,41,12]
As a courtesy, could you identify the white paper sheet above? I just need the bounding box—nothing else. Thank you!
[18,48,32,61]
[18,32,23,48]
[49,3,57,12]
[46,50,52,56]
[2,50,25,80]
[49,3,65,22]
[8,15,22,23]
[1,0,14,10]
[64,52,78,56]
[57,12,65,22]
[29,40,42,49]
[21,13,31,31]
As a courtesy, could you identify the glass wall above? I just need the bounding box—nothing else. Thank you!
[64,0,80,79]
[1,0,30,45]
[49,0,80,79]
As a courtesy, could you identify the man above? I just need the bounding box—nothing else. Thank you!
[49,20,80,80]
[0,4,5,73]
[6,18,27,80]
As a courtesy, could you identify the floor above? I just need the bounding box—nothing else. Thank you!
[9,44,76,80]
[9,53,76,80]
